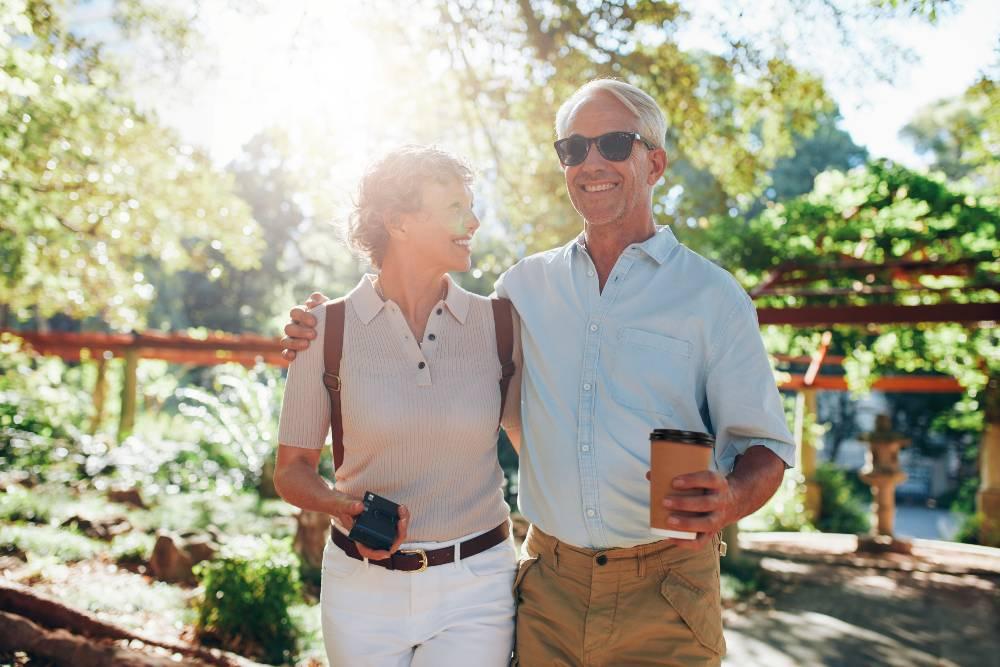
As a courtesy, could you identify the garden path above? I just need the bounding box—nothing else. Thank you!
[723,534,1000,667]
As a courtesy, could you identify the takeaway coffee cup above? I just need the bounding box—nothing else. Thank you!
[649,429,715,539]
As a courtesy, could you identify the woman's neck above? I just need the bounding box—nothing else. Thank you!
[375,262,448,340]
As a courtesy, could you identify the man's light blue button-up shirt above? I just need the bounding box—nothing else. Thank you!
[495,226,796,549]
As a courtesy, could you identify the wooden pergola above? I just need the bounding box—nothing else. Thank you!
[4,329,288,440]
[5,254,999,542]
[750,254,999,545]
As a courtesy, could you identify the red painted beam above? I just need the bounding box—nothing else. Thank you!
[781,375,963,393]
[757,302,1000,325]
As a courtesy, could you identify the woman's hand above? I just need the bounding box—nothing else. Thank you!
[352,505,411,561]
[325,488,366,532]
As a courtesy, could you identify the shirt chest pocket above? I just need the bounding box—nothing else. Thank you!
[607,328,692,418]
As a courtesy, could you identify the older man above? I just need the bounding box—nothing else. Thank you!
[282,79,795,666]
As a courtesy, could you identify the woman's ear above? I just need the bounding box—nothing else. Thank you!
[385,213,409,241]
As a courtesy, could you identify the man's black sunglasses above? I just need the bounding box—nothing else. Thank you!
[553,131,657,166]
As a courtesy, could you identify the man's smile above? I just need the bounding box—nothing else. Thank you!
[580,182,619,193]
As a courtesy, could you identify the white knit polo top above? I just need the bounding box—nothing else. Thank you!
[277,274,518,542]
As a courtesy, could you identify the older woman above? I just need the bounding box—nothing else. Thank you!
[273,145,521,667]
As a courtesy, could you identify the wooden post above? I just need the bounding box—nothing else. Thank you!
[977,373,1000,546]
[794,330,831,524]
[794,389,821,523]
[90,355,108,435]
[117,346,138,442]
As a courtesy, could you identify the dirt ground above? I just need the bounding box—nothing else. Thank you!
[723,534,1000,667]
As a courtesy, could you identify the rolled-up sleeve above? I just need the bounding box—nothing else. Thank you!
[277,306,330,450]
[706,295,796,473]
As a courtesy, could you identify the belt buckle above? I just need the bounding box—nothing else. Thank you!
[399,548,428,573]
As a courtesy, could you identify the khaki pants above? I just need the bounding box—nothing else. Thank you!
[513,526,725,667]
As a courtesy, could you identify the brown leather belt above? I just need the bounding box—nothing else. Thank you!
[331,521,509,572]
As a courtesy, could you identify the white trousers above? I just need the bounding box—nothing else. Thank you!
[319,527,517,667]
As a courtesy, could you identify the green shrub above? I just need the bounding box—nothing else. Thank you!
[954,512,1000,548]
[110,531,156,564]
[748,472,815,532]
[941,476,979,515]
[0,485,55,523]
[194,536,302,665]
[173,363,283,490]
[0,335,90,439]
[814,463,870,534]
[720,555,763,601]
[0,524,102,562]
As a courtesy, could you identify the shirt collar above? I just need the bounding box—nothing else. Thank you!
[572,225,678,265]
[349,275,386,325]
[349,274,471,325]
[441,274,471,324]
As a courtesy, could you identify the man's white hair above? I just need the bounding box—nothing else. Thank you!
[554,79,666,149]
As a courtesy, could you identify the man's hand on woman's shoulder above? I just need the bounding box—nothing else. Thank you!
[280,292,329,361]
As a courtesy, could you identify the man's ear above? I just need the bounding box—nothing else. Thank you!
[647,147,668,185]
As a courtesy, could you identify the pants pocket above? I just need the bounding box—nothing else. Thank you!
[659,569,726,656]
[463,539,518,578]
[512,556,538,598]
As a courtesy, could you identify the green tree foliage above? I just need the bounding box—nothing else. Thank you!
[764,109,869,204]
[143,129,308,332]
[0,0,262,330]
[422,0,832,253]
[371,0,951,264]
[901,61,1000,195]
[696,161,998,295]
[692,160,998,475]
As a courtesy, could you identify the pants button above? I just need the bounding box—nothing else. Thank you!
[596,554,608,566]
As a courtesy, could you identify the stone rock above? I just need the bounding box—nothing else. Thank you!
[148,532,218,584]
[0,555,26,572]
[60,515,132,541]
[294,510,330,573]
[0,471,31,491]
[0,543,27,562]
[184,536,219,564]
[107,487,146,509]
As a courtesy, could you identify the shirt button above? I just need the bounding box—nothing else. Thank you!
[587,269,595,277]
[428,333,436,341]
[586,508,596,517]
[418,361,426,369]
[596,554,608,566]
[589,324,598,332]
[436,308,443,315]
[583,383,592,391]
[581,445,590,452]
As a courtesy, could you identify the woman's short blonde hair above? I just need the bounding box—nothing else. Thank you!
[347,145,473,268]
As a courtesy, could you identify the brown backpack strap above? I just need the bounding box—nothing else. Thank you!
[491,297,516,429]
[322,299,347,469]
